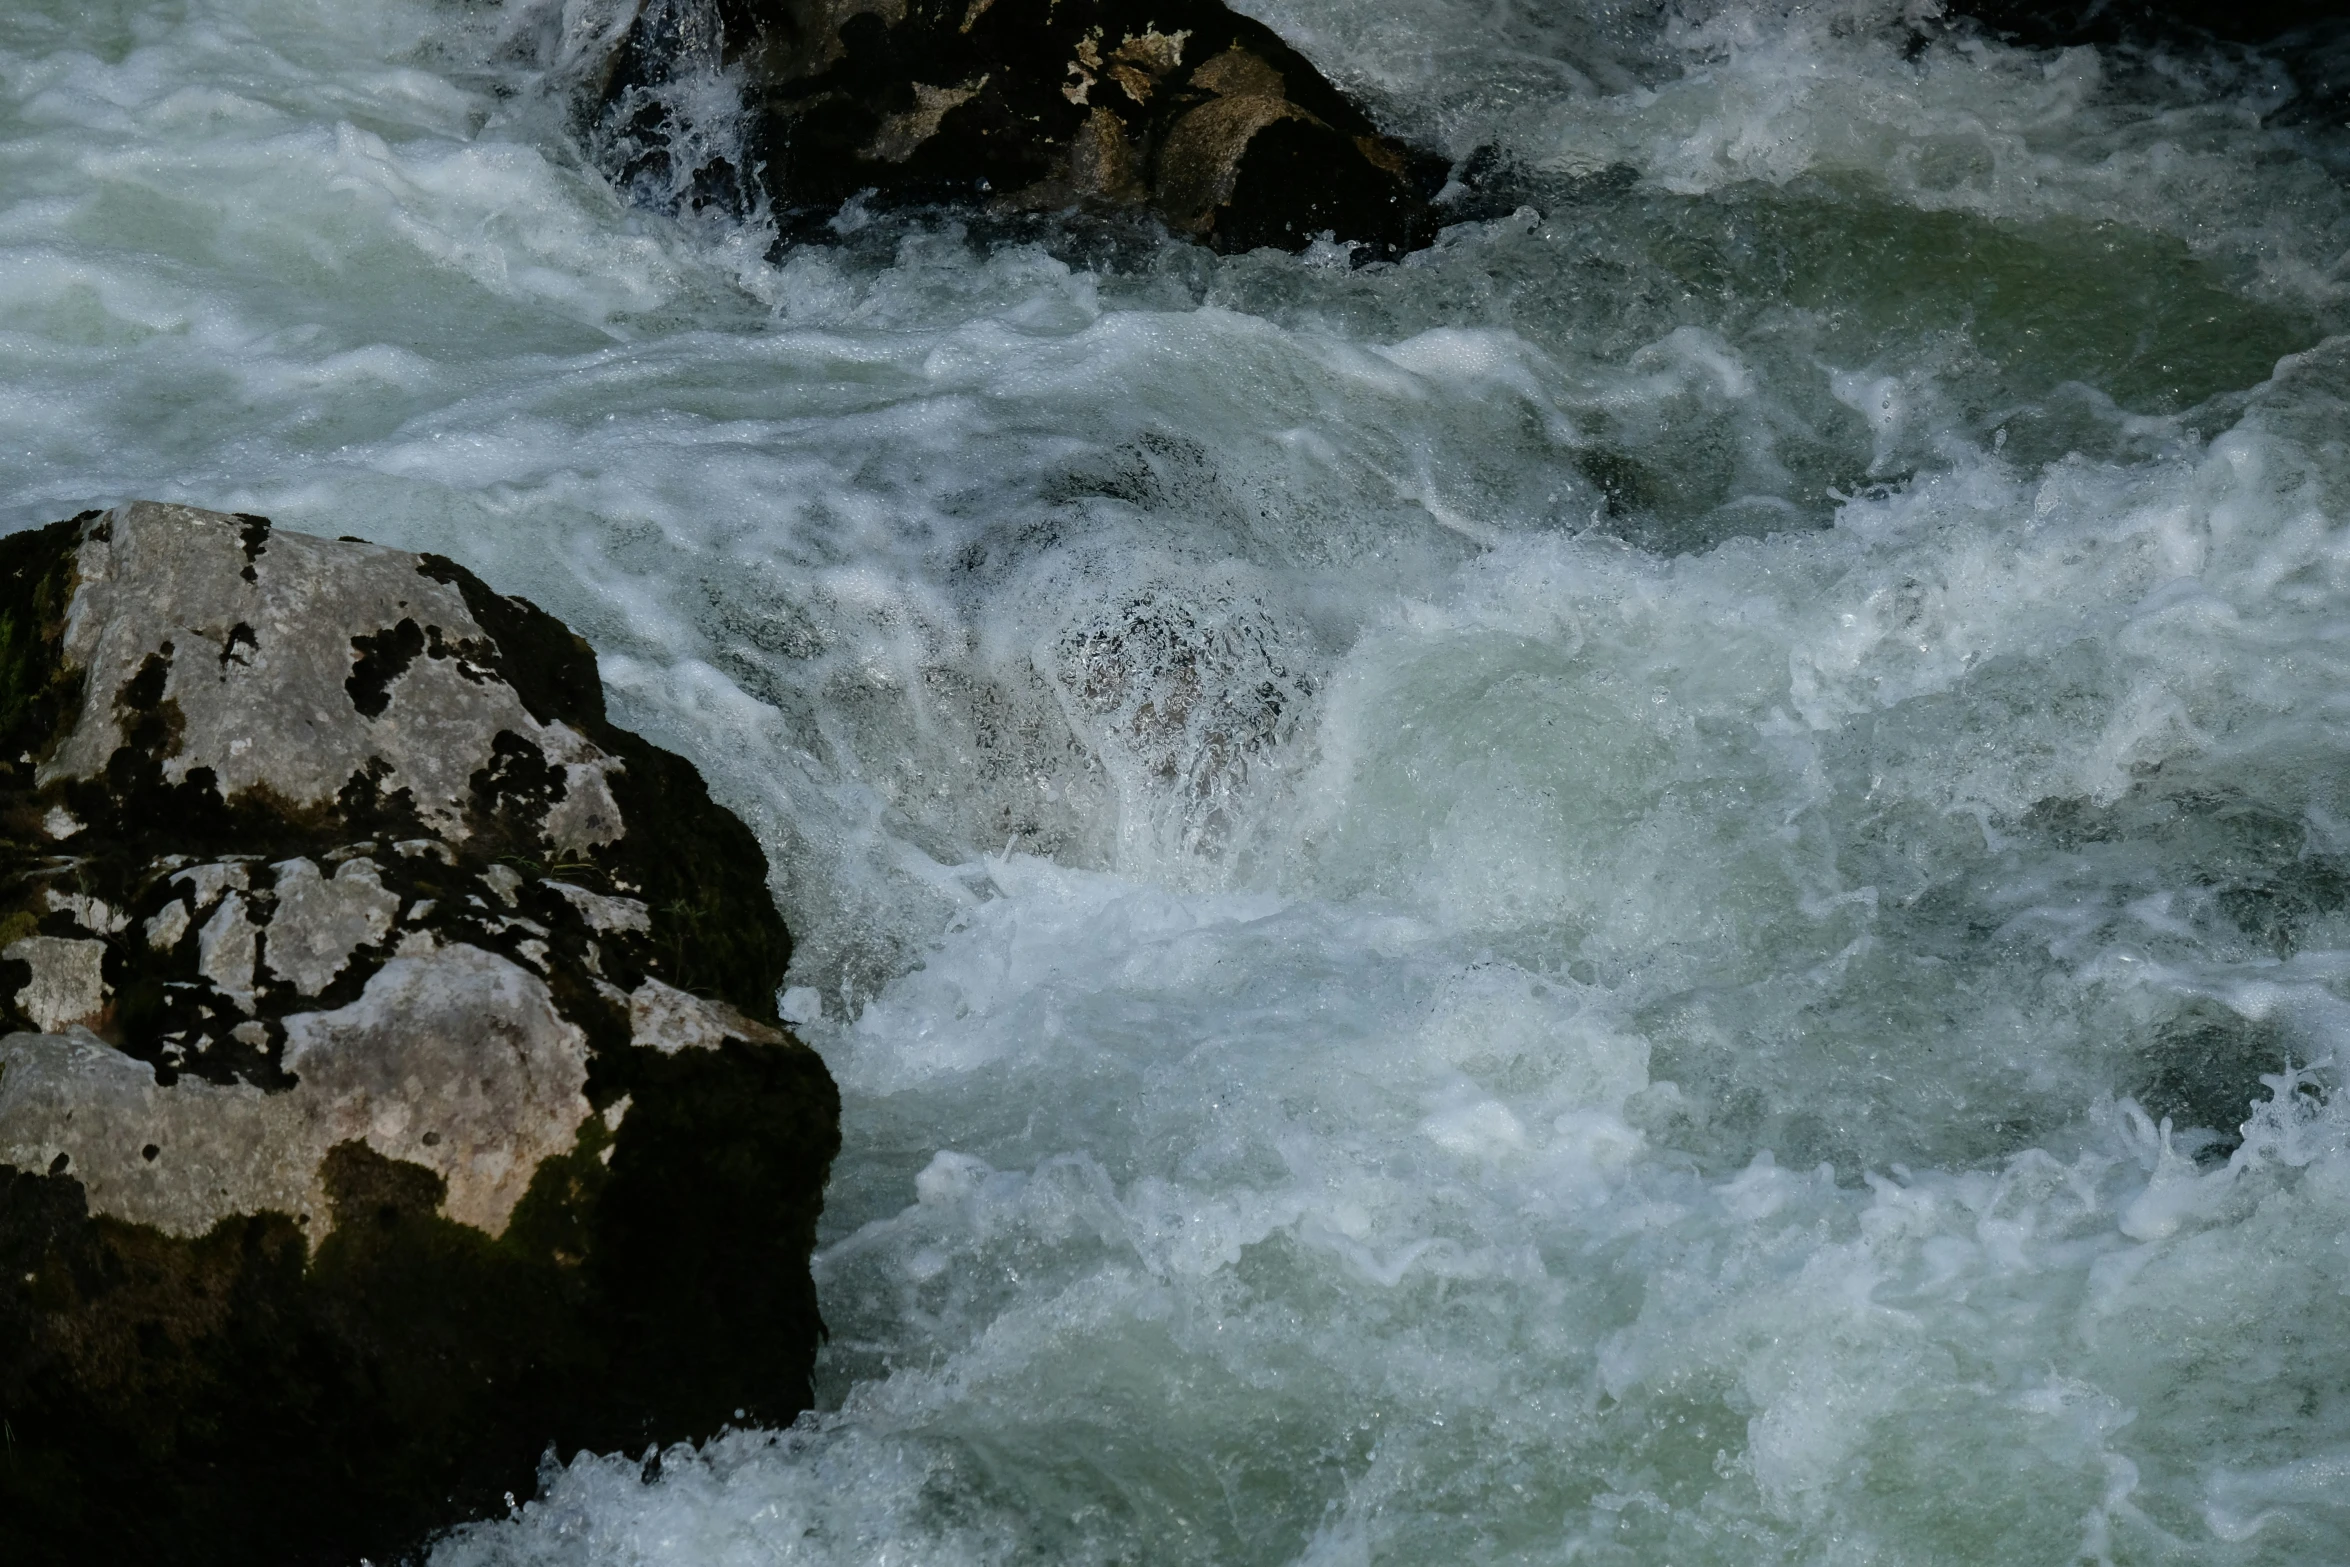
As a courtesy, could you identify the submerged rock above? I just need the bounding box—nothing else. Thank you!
[0,503,838,1566]
[589,0,1448,255]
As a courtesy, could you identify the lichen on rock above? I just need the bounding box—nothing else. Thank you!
[0,502,838,1567]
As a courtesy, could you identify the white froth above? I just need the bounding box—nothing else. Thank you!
[6,0,2350,1561]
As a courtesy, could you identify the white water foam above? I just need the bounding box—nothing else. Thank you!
[6,0,2350,1560]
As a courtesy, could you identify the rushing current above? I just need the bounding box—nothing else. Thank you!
[9,0,2350,1560]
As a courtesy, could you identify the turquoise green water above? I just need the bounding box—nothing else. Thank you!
[6,1,2350,1560]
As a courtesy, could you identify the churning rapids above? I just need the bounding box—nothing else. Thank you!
[10,0,2350,1560]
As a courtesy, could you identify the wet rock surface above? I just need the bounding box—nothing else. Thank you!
[0,503,839,1566]
[590,0,1448,255]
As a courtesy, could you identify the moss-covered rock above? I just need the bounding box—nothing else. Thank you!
[0,503,839,1566]
[590,0,1448,256]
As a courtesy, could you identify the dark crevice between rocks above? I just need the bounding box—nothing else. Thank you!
[0,518,88,789]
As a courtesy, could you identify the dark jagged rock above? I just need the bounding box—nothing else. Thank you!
[0,504,839,1567]
[1944,2,2350,131]
[589,0,1449,256]
[1950,0,2341,47]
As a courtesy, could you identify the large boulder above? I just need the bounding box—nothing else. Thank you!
[0,504,839,1566]
[589,0,1448,255]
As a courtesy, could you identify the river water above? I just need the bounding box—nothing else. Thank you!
[8,1,2350,1561]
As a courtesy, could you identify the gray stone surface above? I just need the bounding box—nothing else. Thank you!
[545,878,652,934]
[0,502,811,1243]
[195,891,259,1010]
[5,936,107,1033]
[631,974,784,1054]
[264,856,401,996]
[43,502,623,851]
[0,942,593,1242]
